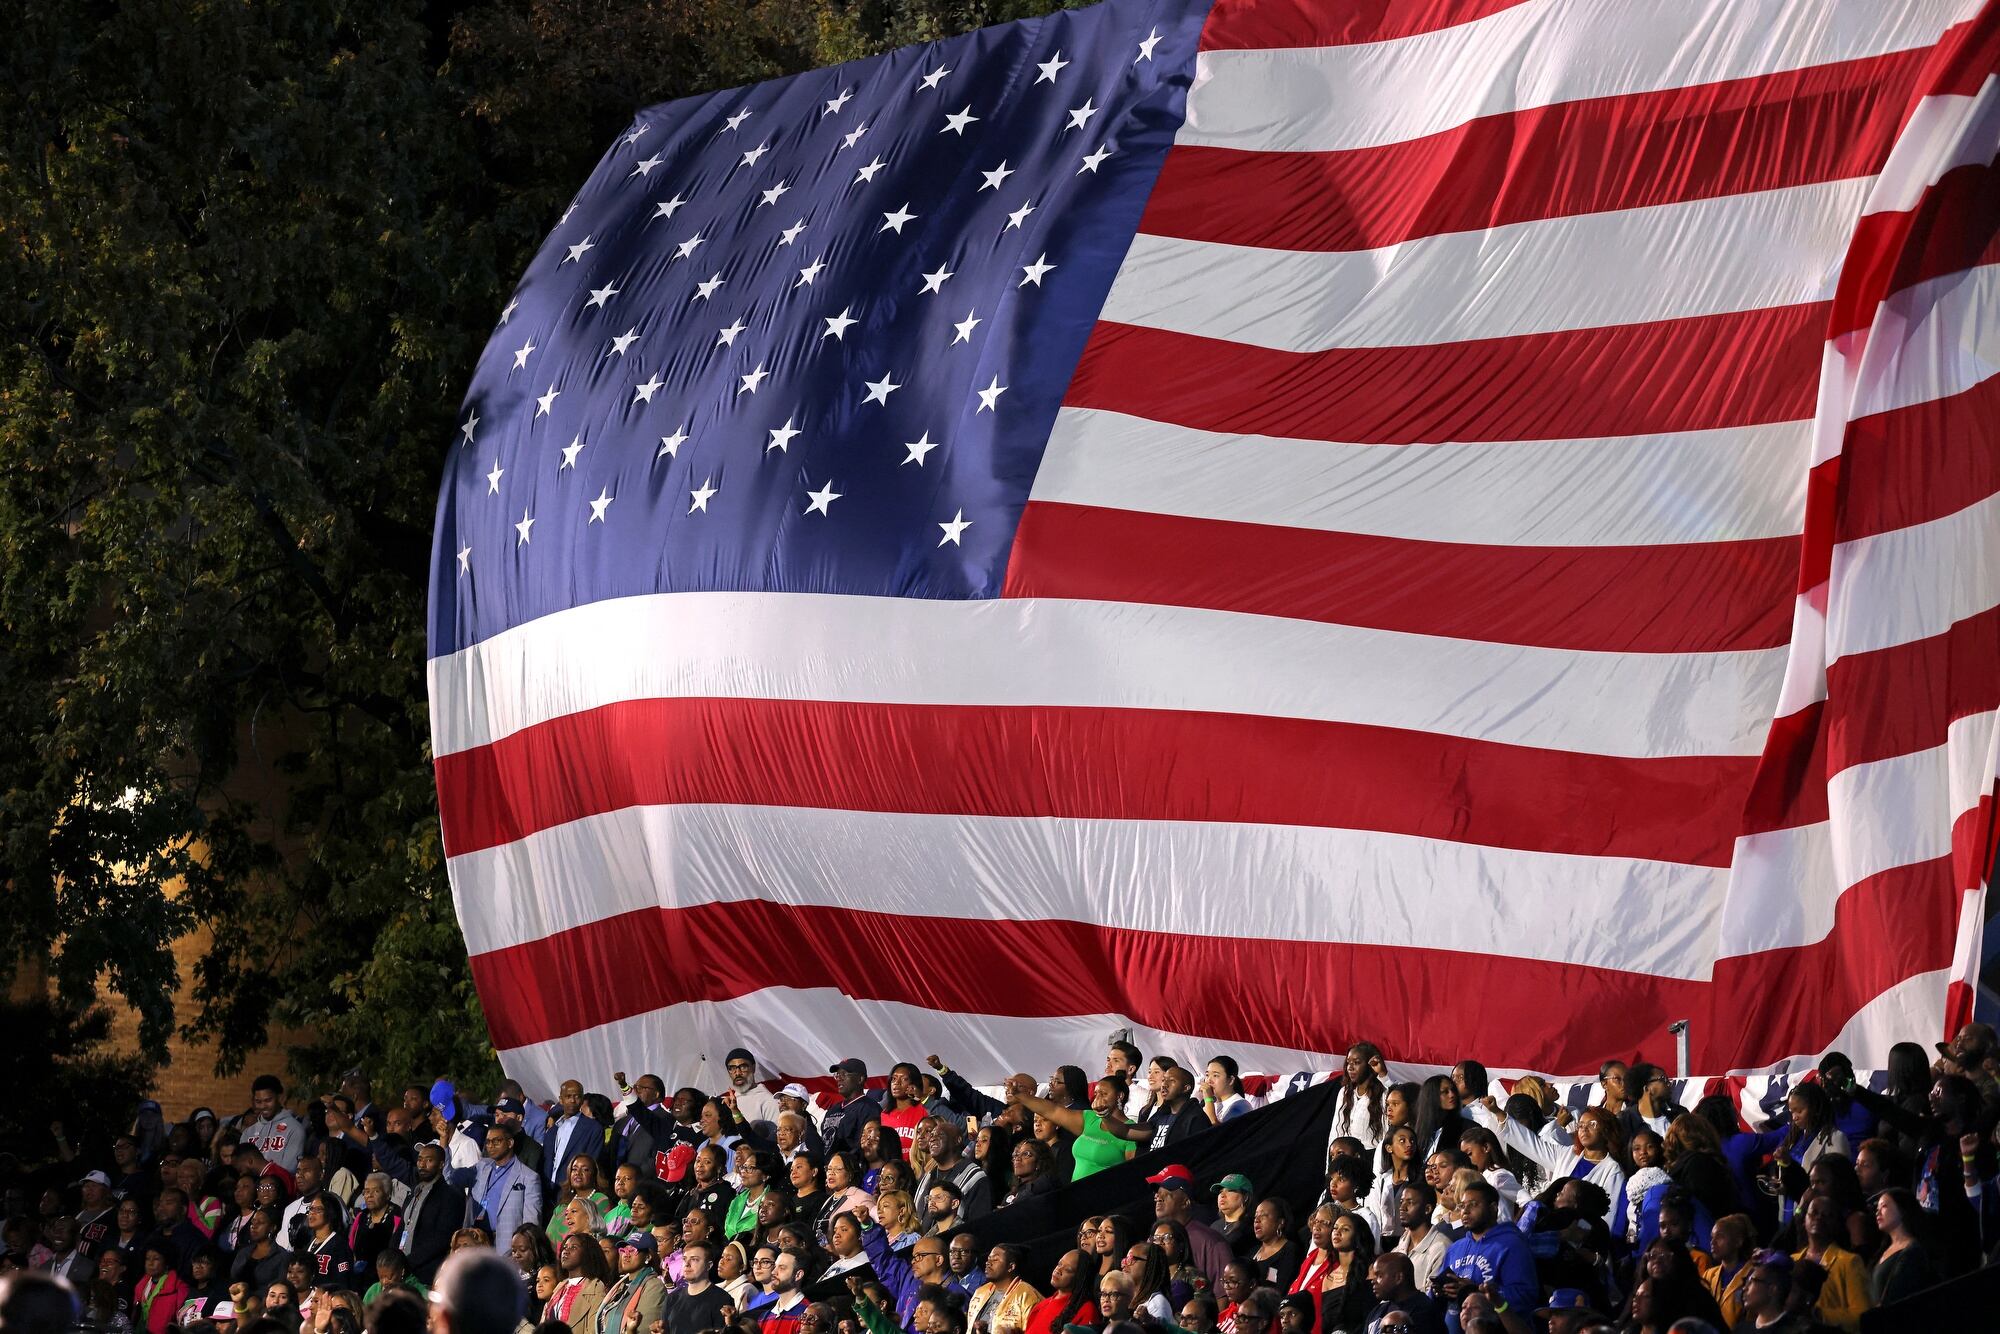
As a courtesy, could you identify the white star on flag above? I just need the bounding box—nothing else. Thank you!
[1067,99,1097,131]
[630,154,663,177]
[563,236,594,263]
[862,374,901,405]
[824,88,853,115]
[1020,254,1056,287]
[938,509,972,546]
[823,307,859,340]
[920,264,955,294]
[880,205,918,234]
[760,181,791,207]
[1137,27,1161,62]
[720,108,751,132]
[740,142,770,167]
[855,156,887,184]
[485,461,504,494]
[561,435,586,469]
[653,194,687,219]
[841,123,869,149]
[1036,52,1068,83]
[1079,144,1113,174]
[739,364,770,394]
[953,310,981,343]
[918,65,951,91]
[608,328,639,356]
[717,320,747,347]
[942,106,979,135]
[693,274,725,301]
[1005,201,1035,231]
[658,426,688,458]
[980,162,1014,191]
[456,544,471,573]
[512,338,536,370]
[976,376,1007,411]
[803,480,842,515]
[688,477,717,512]
[673,233,706,261]
[460,412,479,446]
[633,374,665,404]
[903,431,941,466]
[589,488,614,522]
[515,508,535,546]
[536,384,560,416]
[796,256,826,287]
[585,282,620,309]
[767,417,802,452]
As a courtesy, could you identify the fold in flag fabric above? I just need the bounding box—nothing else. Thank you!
[429,0,2000,1091]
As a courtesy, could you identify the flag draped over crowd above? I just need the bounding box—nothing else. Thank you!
[428,0,2000,1092]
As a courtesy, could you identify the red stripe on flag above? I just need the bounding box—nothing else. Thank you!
[1830,164,2000,339]
[1002,501,1797,654]
[1838,352,2000,544]
[1197,0,1535,51]
[433,696,1751,864]
[1825,601,2000,776]
[1063,304,1826,444]
[1141,51,1921,252]
[467,854,1956,1071]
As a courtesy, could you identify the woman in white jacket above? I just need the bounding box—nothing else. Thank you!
[1464,1099,1627,1233]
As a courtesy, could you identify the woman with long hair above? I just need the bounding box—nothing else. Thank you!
[1411,1077,1464,1160]
[1201,1057,1251,1124]
[508,1223,557,1280]
[550,1229,611,1334]
[872,1189,919,1255]
[1092,1216,1137,1279]
[1004,1139,1058,1207]
[1121,1242,1175,1322]
[1869,1187,1940,1307]
[1760,1085,1850,1226]
[1146,1219,1198,1306]
[1456,1127,1522,1221]
[1315,1214,1377,1333]
[822,1149,874,1221]
[1660,1111,1741,1223]
[1333,1044,1389,1151]
[303,1193,356,1291]
[1289,1206,1336,1297]
[1023,1249,1097,1334]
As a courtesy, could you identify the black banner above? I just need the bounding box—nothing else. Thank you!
[961,1079,1340,1276]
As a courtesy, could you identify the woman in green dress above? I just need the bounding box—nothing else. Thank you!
[1007,1072,1148,1181]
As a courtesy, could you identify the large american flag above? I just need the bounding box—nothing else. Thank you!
[429,0,2000,1092]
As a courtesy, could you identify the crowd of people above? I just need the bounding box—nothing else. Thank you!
[4,1026,1999,1334]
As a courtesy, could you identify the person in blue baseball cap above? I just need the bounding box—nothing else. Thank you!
[1534,1288,1605,1334]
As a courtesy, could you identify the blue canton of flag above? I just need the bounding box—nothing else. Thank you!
[430,0,1210,656]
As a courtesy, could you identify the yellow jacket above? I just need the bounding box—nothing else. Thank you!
[966,1279,1043,1334]
[1792,1243,1872,1332]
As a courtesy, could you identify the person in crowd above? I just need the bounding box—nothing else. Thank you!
[1466,1101,1625,1234]
[1731,1251,1809,1333]
[1290,1206,1334,1298]
[550,1158,610,1245]
[1121,1243,1175,1323]
[1001,1142,1056,1209]
[1137,1066,1208,1153]
[1202,1059,1252,1125]
[1211,1174,1256,1255]
[1411,1080,1464,1163]
[1141,1165,1231,1289]
[1334,1045,1391,1154]
[400,1143,467,1285]
[714,1240,755,1309]
[1093,1271,1136,1330]
[597,1232,667,1334]
[1700,1214,1753,1325]
[1390,1185,1448,1293]
[1212,1261,1253,1334]
[821,1062,883,1156]
[1432,1180,1534,1327]
[1363,1253,1445,1334]
[1179,1293,1219,1334]
[548,1231,610,1334]
[1368,1126,1424,1235]
[912,1121,992,1227]
[177,1245,231,1322]
[537,1085,605,1195]
[302,1194,356,1291]
[232,1207,291,1292]
[964,1244,1040,1334]
[432,1248,530,1334]
[1866,1186,1937,1306]
[661,1238,733,1334]
[1246,1199,1300,1293]
[1454,1131,1520,1224]
[1313,1213,1377,1334]
[350,1174,405,1276]
[449,1125,543,1244]
[922,1184,964,1239]
[726,1152,780,1242]
[1023,1250,1094,1334]
[944,1235,982,1301]
[758,1251,809,1334]
[1789,1196,1868,1330]
[135,1241,190,1334]
[241,1077,307,1178]
[1006,1076,1143,1182]
[365,1245,426,1304]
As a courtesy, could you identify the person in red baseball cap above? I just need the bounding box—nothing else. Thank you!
[1145,1167,1232,1289]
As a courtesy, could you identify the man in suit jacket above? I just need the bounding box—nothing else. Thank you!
[401,1141,468,1284]
[447,1123,542,1239]
[539,1080,606,1189]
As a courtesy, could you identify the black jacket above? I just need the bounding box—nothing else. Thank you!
[402,1177,467,1284]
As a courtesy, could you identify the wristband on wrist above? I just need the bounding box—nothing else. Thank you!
[1492,1301,1509,1314]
